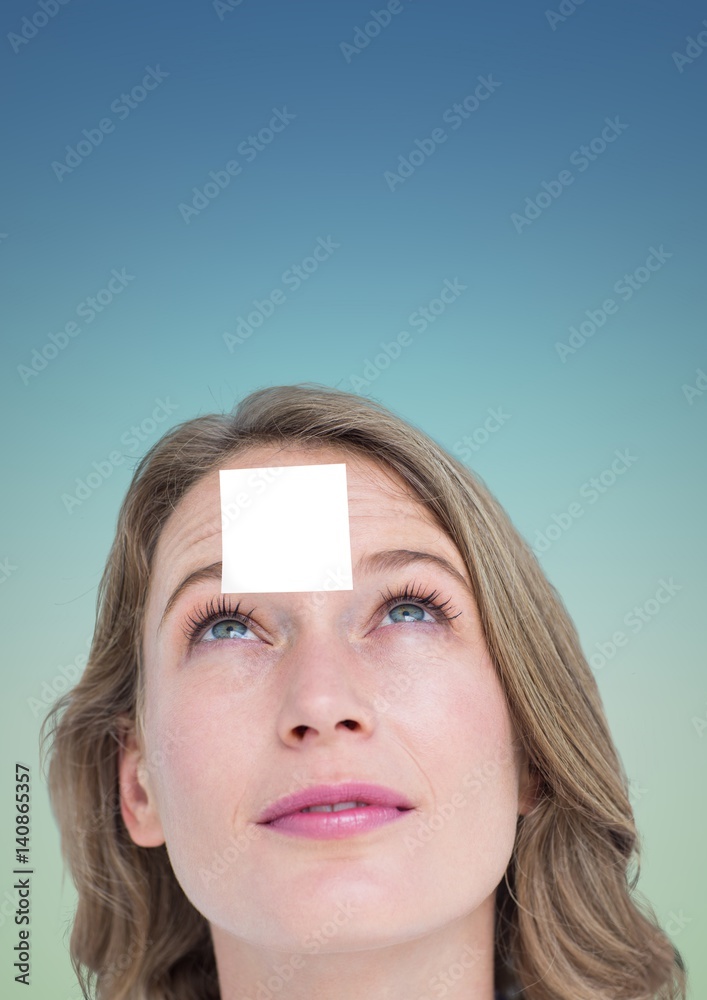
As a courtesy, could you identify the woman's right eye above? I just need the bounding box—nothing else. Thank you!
[200,618,259,642]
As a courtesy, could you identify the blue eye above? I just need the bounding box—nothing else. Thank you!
[381,602,435,626]
[205,619,258,642]
[182,584,461,647]
[378,585,461,627]
[183,597,260,645]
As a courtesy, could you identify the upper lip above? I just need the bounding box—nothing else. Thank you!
[257,782,415,824]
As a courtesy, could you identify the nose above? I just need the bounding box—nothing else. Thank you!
[291,718,361,741]
[274,633,375,746]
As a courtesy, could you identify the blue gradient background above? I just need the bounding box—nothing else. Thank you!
[1,0,705,996]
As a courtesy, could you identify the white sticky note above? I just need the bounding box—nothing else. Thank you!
[219,463,353,593]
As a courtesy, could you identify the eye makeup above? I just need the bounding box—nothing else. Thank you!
[181,595,258,645]
[180,580,462,646]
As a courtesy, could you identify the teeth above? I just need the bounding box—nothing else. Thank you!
[300,801,369,813]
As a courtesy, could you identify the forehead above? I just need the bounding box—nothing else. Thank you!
[146,444,463,616]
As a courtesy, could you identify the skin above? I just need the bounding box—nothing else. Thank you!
[119,444,535,1000]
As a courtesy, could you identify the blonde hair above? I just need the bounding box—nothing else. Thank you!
[41,383,687,999]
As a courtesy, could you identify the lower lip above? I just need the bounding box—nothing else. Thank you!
[262,805,413,839]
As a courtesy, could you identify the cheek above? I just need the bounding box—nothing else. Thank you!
[379,637,510,755]
[143,674,257,840]
[440,661,519,807]
[410,680,520,903]
[400,650,520,850]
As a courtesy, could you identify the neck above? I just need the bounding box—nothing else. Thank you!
[212,899,498,1000]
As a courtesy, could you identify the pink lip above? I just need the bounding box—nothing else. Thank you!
[256,782,415,839]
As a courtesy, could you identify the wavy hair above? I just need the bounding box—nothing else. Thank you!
[41,382,687,999]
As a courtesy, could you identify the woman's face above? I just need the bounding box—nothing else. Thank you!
[120,444,533,956]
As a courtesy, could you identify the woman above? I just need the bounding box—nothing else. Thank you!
[41,383,687,1000]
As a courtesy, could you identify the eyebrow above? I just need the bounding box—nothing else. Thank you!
[158,548,474,631]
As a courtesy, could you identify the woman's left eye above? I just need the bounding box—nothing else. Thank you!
[203,618,258,642]
[185,586,458,646]
[380,602,435,626]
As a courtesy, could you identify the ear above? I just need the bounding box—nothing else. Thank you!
[117,719,166,847]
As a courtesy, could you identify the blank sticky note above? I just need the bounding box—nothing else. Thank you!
[219,463,353,593]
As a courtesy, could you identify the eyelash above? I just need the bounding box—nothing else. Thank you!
[181,595,256,644]
[181,582,462,644]
[378,583,462,625]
